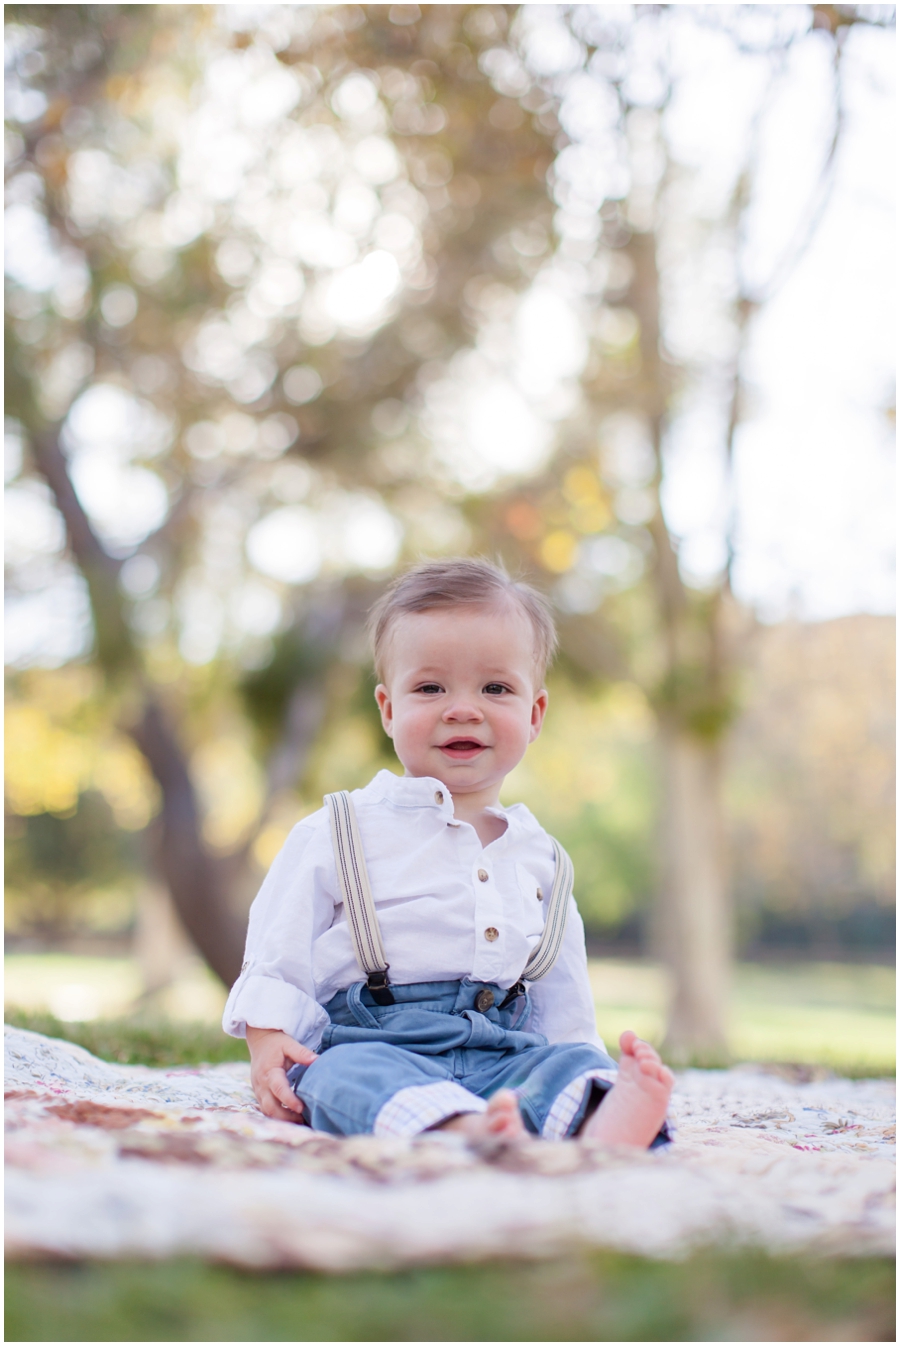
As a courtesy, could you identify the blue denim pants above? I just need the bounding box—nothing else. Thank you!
[287,979,621,1140]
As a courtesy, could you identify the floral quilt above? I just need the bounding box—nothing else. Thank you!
[5,1025,894,1269]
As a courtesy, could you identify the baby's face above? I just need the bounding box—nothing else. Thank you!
[374,603,548,800]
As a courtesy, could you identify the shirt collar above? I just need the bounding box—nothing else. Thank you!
[356,770,540,841]
[357,769,453,812]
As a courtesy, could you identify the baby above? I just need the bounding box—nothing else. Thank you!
[224,558,673,1147]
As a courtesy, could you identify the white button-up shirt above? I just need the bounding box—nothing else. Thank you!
[223,770,604,1053]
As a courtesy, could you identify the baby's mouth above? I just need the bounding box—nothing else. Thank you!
[439,738,487,760]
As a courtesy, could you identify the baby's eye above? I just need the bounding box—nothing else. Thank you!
[483,682,510,696]
[417,683,444,695]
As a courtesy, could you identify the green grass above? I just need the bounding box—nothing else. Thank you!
[5,1251,895,1342]
[3,1008,248,1067]
[589,959,895,1075]
[3,952,225,1024]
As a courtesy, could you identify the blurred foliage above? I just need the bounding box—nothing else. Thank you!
[239,601,348,751]
[505,676,656,930]
[4,1007,247,1066]
[4,668,159,825]
[727,615,895,928]
[5,791,140,937]
[5,1250,895,1342]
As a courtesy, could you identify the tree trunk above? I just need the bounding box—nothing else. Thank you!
[657,720,731,1063]
[130,699,246,988]
[616,224,733,1061]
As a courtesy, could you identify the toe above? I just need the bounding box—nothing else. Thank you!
[645,1061,673,1087]
[618,1030,638,1055]
[633,1044,660,1072]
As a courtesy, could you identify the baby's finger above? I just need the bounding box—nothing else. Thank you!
[283,1040,318,1067]
[259,1080,307,1122]
[267,1067,306,1113]
[260,1091,306,1124]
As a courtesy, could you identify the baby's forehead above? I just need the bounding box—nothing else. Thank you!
[385,601,541,678]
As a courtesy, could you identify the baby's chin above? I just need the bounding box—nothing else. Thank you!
[398,747,525,787]
[401,756,486,777]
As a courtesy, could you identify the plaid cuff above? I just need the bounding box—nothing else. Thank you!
[542,1068,619,1141]
[373,1081,487,1138]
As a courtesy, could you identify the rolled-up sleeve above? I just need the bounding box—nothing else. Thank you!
[526,897,606,1051]
[222,819,333,1051]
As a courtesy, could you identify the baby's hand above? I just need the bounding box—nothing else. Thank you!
[246,1026,318,1124]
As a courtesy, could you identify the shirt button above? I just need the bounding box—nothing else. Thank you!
[477,869,489,882]
[484,927,499,942]
[434,790,444,804]
[536,887,544,902]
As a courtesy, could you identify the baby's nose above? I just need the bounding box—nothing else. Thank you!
[443,701,483,721]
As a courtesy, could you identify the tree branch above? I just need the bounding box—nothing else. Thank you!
[747,31,847,307]
[31,429,134,676]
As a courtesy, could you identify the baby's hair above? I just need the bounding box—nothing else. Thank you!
[368,557,558,684]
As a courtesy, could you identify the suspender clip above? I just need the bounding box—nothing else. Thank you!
[498,980,525,1012]
[366,968,395,1006]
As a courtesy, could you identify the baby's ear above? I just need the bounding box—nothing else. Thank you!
[529,687,549,739]
[374,683,394,737]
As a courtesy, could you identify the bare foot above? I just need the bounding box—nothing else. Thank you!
[433,1089,528,1142]
[582,1031,673,1148]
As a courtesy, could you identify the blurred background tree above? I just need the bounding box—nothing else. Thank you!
[5,4,895,1058]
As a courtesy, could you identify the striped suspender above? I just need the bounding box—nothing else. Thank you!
[521,837,574,981]
[494,835,575,1010]
[325,791,394,1004]
[324,790,574,1005]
